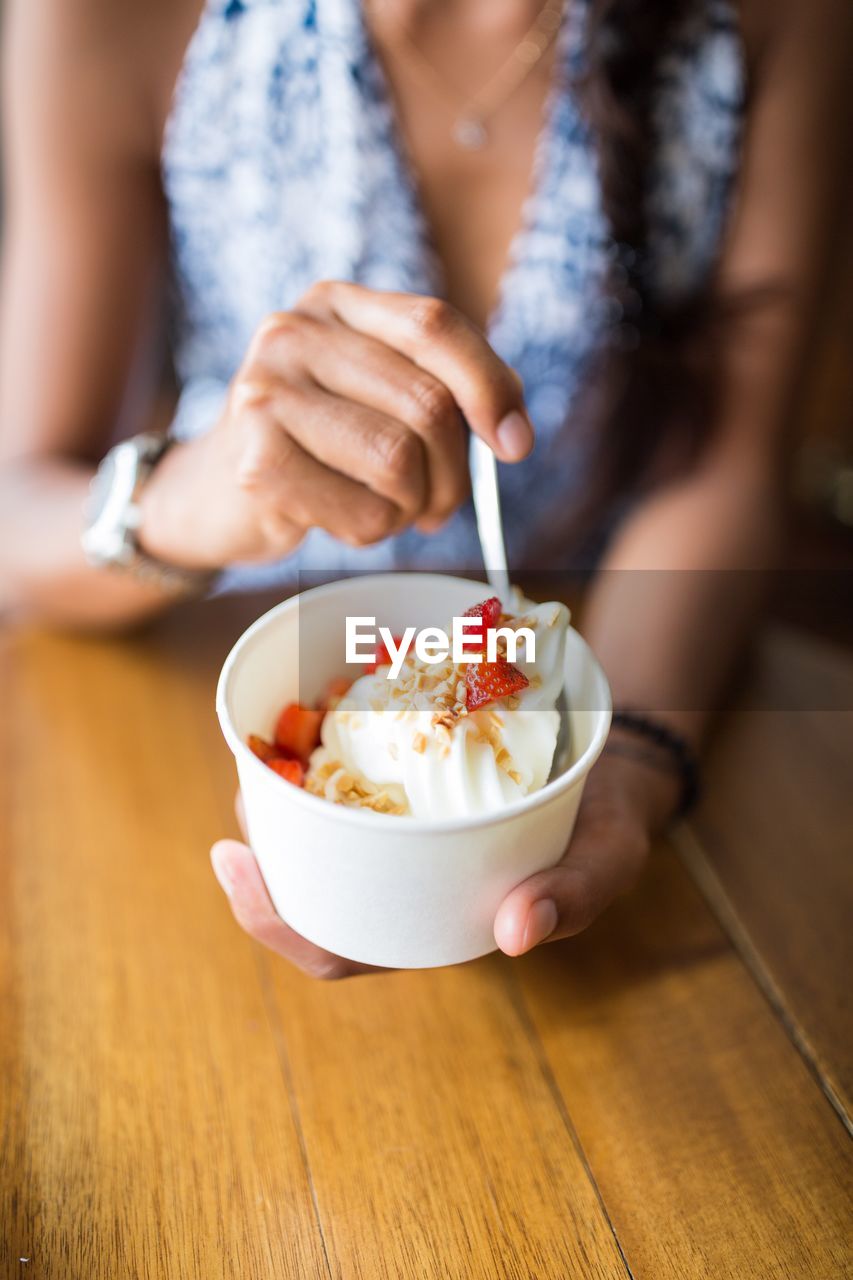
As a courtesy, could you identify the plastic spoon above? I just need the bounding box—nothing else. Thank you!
[468,434,572,776]
[468,434,511,600]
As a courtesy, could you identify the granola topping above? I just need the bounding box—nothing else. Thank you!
[300,594,570,820]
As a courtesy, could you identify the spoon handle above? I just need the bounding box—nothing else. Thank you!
[468,434,511,601]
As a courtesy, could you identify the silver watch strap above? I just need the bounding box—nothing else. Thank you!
[121,543,217,597]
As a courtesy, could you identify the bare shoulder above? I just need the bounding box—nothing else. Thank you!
[3,0,205,162]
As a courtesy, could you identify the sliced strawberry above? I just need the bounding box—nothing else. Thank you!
[247,733,278,764]
[364,634,406,674]
[268,757,305,787]
[274,703,324,762]
[460,596,502,654]
[465,655,529,711]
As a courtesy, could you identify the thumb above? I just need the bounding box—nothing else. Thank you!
[493,817,649,957]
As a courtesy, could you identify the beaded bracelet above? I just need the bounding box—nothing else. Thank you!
[607,710,701,819]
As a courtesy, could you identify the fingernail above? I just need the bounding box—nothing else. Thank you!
[496,410,533,462]
[211,844,236,898]
[521,899,558,952]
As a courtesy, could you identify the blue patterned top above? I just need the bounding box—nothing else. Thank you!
[162,0,744,588]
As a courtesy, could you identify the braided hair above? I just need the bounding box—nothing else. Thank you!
[561,0,727,556]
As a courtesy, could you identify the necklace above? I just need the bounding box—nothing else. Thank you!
[370,0,565,151]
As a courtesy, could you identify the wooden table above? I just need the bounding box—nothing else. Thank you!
[2,596,851,1279]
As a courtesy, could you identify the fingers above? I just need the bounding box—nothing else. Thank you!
[210,841,380,979]
[282,323,470,526]
[234,399,404,548]
[272,384,430,519]
[232,287,531,553]
[493,815,650,957]
[302,282,534,462]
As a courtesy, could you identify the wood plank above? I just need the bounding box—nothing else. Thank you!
[0,622,329,1280]
[513,840,853,1280]
[259,952,631,1280]
[4,597,850,1280]
[688,626,853,1117]
[153,595,634,1279]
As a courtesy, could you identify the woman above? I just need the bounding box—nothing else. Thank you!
[0,0,848,973]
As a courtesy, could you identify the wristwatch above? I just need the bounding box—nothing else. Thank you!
[81,433,215,596]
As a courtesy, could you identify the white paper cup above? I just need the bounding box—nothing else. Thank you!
[216,574,611,969]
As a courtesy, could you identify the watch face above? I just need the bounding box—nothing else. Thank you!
[85,451,118,524]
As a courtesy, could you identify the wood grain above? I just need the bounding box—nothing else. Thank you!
[687,626,853,1118]
[259,953,630,1280]
[513,843,853,1280]
[2,600,851,1279]
[0,621,328,1280]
